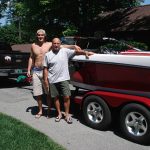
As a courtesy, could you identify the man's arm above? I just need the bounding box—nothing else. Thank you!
[43,54,49,92]
[43,67,49,92]
[61,44,94,58]
[48,40,81,52]
[61,45,81,52]
[27,46,34,77]
[75,49,95,58]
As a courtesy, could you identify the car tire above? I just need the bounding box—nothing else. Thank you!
[120,103,150,144]
[82,95,111,130]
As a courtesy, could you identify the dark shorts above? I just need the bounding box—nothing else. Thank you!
[50,81,71,98]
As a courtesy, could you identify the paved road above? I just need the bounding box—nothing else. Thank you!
[0,78,150,150]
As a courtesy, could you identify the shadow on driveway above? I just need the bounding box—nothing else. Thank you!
[0,77,30,89]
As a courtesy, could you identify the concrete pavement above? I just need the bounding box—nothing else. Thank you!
[0,83,149,150]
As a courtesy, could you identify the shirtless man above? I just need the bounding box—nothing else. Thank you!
[27,29,81,119]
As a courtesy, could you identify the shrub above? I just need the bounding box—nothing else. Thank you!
[99,40,148,53]
[62,25,78,36]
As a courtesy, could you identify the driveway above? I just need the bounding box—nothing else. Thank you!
[0,78,149,150]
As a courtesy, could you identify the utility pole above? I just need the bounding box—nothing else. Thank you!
[18,16,22,41]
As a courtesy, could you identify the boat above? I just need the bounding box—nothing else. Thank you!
[70,53,150,97]
[69,38,150,144]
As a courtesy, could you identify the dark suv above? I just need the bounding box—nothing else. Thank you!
[61,36,141,54]
[61,36,101,53]
[0,41,29,77]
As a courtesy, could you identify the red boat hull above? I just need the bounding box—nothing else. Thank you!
[70,54,150,94]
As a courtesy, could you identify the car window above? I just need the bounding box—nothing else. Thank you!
[61,36,138,54]
[61,37,76,45]
[76,38,89,49]
[0,42,12,51]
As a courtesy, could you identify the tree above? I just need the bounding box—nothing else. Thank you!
[0,0,8,18]
[0,24,23,43]
[0,0,144,43]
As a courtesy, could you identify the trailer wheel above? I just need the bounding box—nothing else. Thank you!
[83,95,111,130]
[120,103,150,144]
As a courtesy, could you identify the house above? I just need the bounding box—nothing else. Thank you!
[93,5,150,49]
[11,44,31,53]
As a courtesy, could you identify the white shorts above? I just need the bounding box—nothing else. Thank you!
[32,71,49,96]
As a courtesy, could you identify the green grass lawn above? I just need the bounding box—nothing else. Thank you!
[0,113,66,150]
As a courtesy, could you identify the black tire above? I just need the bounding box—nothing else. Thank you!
[82,95,111,130]
[120,103,150,144]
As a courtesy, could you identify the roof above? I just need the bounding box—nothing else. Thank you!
[11,44,31,53]
[94,5,150,32]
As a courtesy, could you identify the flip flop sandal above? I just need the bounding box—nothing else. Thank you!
[35,113,42,119]
[55,115,62,122]
[65,115,73,124]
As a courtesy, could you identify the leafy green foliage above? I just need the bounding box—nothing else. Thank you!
[0,24,22,43]
[0,0,144,43]
[127,41,148,50]
[0,0,9,18]
[62,24,78,36]
[100,40,148,53]
[100,43,128,52]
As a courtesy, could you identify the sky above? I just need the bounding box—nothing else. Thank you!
[0,0,150,26]
[141,0,150,5]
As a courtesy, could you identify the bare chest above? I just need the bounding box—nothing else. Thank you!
[33,45,49,56]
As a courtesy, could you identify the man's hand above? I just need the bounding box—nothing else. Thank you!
[27,70,31,77]
[85,51,95,59]
[74,45,82,52]
[75,49,95,58]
